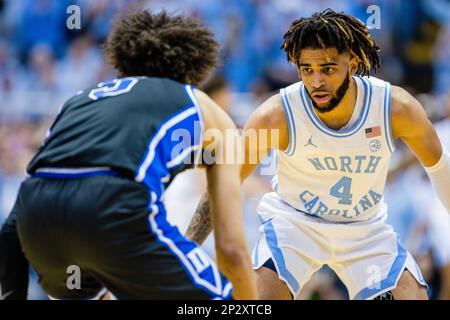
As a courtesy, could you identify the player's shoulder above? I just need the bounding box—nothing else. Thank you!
[138,76,186,88]
[390,85,421,118]
[245,93,286,131]
[390,85,428,137]
[192,88,235,132]
[128,76,194,108]
[137,76,191,99]
[258,93,284,121]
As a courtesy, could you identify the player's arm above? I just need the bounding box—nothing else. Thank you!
[185,94,288,244]
[240,94,289,181]
[391,86,450,213]
[0,208,29,300]
[194,89,257,300]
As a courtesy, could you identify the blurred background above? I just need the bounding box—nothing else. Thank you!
[0,0,449,300]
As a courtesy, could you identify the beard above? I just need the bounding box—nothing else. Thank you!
[306,74,351,114]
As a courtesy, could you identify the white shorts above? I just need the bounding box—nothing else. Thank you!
[252,192,427,300]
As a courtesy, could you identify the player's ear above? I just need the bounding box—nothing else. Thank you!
[296,66,302,80]
[349,55,359,75]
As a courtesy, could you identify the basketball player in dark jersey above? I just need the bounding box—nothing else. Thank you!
[0,11,256,300]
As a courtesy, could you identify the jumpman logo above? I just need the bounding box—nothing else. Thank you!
[0,282,13,300]
[304,135,317,148]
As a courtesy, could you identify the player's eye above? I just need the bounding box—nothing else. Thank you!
[323,67,336,74]
[301,67,312,74]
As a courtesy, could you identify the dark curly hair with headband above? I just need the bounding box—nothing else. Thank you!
[104,11,219,86]
[281,8,380,76]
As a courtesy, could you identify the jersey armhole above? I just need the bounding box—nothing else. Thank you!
[280,89,297,156]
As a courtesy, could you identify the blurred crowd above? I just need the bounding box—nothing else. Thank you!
[1,0,449,299]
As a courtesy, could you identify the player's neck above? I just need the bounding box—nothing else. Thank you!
[315,77,357,130]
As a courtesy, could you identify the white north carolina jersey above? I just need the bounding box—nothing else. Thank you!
[272,75,395,222]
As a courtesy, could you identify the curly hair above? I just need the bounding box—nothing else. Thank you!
[281,9,380,76]
[104,11,219,86]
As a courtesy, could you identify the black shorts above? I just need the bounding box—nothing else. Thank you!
[13,169,232,300]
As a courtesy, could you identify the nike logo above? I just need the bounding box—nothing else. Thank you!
[0,283,14,300]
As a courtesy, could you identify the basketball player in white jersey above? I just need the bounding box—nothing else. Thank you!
[186,9,450,300]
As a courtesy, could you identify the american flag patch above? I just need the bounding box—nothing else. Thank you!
[365,126,381,138]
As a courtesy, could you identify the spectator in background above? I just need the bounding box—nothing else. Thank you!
[431,23,450,110]
[23,44,59,92]
[385,93,450,299]
[0,119,49,223]
[200,74,231,113]
[76,0,131,43]
[16,0,70,60]
[431,93,450,299]
[57,35,104,92]
[194,0,259,92]
[0,39,19,93]
[385,153,450,300]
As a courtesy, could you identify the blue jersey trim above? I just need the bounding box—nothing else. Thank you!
[280,89,297,156]
[263,219,301,295]
[383,83,395,153]
[135,105,202,198]
[252,238,260,267]
[33,170,118,179]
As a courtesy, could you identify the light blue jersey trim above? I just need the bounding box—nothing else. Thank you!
[280,89,297,156]
[252,238,260,267]
[383,83,395,153]
[299,76,372,138]
[263,220,300,294]
[354,240,407,300]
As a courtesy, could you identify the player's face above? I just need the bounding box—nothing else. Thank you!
[298,48,358,113]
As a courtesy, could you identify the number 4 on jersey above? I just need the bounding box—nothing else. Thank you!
[330,176,353,205]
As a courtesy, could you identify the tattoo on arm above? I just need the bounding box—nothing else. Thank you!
[185,193,212,244]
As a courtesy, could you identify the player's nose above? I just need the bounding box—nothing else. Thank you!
[311,73,325,89]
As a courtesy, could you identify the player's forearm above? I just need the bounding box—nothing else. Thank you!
[216,244,257,300]
[185,193,212,244]
[425,148,450,214]
[186,162,258,244]
[208,161,257,299]
[212,186,257,300]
